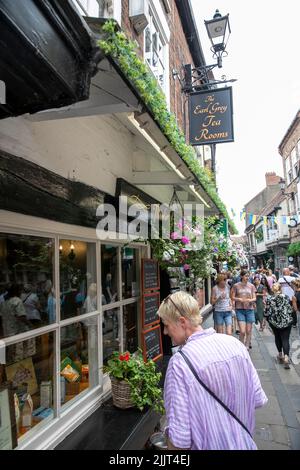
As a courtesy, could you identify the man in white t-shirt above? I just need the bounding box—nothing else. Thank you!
[278,268,297,327]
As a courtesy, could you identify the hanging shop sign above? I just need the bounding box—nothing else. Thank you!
[189,87,234,145]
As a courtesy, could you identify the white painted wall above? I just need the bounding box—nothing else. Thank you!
[0,114,136,196]
[0,112,176,205]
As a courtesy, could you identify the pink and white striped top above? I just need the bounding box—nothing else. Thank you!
[164,328,267,450]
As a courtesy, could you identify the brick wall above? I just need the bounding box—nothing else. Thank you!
[121,0,144,57]
[120,0,195,137]
[168,1,194,135]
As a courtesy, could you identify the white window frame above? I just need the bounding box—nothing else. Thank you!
[144,1,170,106]
[0,210,144,449]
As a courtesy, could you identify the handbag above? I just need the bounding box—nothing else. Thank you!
[179,349,253,438]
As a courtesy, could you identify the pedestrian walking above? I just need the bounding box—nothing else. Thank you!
[266,269,277,290]
[158,291,267,450]
[291,278,300,337]
[264,283,294,369]
[231,270,256,350]
[210,273,232,335]
[278,268,297,328]
[253,276,266,331]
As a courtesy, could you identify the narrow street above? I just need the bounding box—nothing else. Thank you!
[203,314,300,450]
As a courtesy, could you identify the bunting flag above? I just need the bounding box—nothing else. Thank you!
[240,211,246,221]
[238,210,299,224]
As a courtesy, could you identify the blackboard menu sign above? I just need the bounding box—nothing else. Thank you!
[142,292,160,328]
[142,259,159,292]
[142,325,163,362]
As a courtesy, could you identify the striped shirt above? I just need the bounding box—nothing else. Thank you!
[164,328,267,450]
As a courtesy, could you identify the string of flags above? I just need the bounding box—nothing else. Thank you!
[238,210,300,225]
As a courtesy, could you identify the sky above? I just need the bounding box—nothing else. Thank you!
[191,0,300,234]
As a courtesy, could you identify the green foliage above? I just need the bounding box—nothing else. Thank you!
[287,242,300,256]
[102,350,164,414]
[98,20,237,234]
[254,226,264,242]
[148,216,242,282]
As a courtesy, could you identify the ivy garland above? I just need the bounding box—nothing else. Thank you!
[98,20,237,234]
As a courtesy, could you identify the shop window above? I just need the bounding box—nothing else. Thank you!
[60,319,99,405]
[101,245,119,305]
[59,240,97,320]
[103,308,121,364]
[121,248,139,299]
[4,332,55,442]
[123,302,138,353]
[0,234,55,339]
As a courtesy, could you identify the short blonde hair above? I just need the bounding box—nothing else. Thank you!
[157,291,202,327]
[272,282,282,295]
[292,278,300,289]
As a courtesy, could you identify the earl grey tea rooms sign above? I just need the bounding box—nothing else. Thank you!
[189,87,234,145]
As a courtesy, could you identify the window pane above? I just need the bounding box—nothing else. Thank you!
[145,27,151,53]
[4,332,55,441]
[0,234,55,339]
[121,248,139,299]
[103,308,120,364]
[60,318,98,405]
[60,240,97,320]
[101,245,119,305]
[123,303,138,353]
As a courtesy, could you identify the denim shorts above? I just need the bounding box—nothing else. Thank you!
[214,311,233,326]
[236,309,255,324]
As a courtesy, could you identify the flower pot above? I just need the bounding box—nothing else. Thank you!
[110,377,135,409]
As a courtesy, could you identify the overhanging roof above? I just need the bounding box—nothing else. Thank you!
[0,0,99,119]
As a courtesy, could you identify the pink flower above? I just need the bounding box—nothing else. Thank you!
[183,264,190,271]
[181,236,190,245]
[177,220,183,229]
[171,232,179,240]
[180,248,187,253]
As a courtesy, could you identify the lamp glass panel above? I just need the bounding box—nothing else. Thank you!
[206,17,227,39]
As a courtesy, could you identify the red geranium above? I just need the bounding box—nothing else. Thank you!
[119,352,130,361]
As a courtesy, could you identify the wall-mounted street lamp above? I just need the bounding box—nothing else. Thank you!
[173,10,235,93]
[279,178,295,200]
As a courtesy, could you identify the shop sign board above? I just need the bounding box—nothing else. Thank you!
[189,87,234,145]
[142,325,163,362]
[142,292,160,328]
[141,259,159,292]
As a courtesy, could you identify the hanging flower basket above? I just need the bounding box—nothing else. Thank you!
[110,377,135,409]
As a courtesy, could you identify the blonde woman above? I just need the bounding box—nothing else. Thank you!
[211,273,233,335]
[264,283,293,369]
[158,291,267,450]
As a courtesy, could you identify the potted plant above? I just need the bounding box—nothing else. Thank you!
[102,350,164,414]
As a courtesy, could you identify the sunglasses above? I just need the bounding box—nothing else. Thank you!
[163,294,186,317]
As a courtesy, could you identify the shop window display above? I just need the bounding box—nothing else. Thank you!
[0,233,55,339]
[103,308,120,364]
[59,240,97,319]
[121,248,139,299]
[60,319,98,404]
[3,332,55,441]
[101,245,119,304]
[123,303,138,353]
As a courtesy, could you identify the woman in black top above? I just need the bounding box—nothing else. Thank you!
[265,283,293,369]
